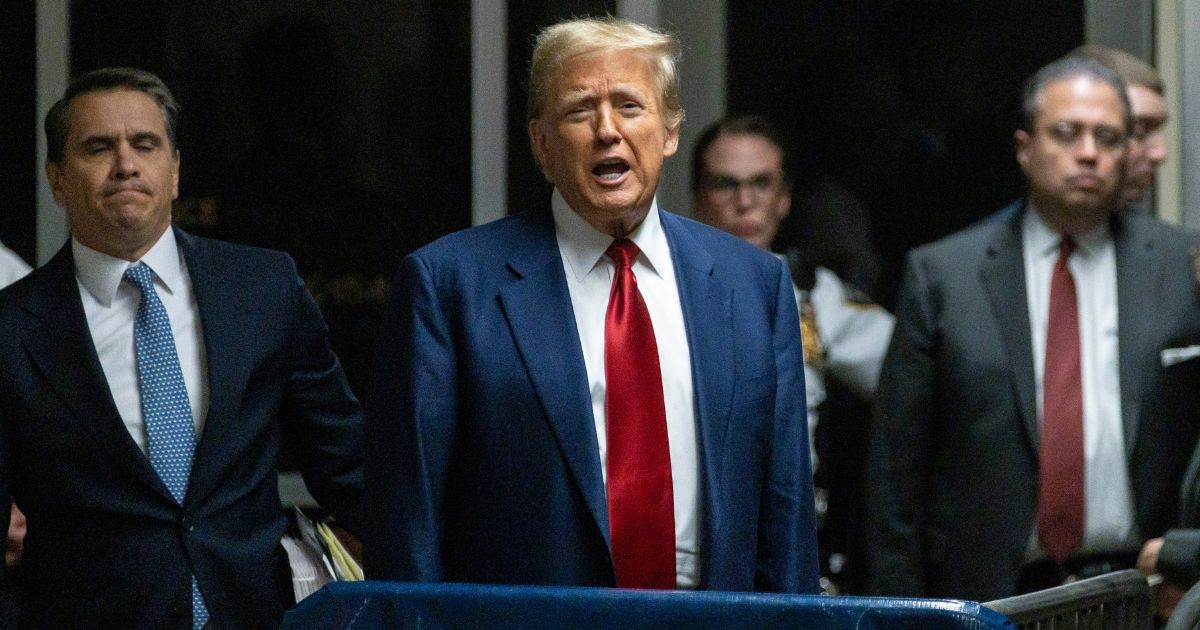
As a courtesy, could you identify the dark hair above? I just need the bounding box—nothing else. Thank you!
[1020,56,1131,133]
[45,67,180,164]
[690,115,788,194]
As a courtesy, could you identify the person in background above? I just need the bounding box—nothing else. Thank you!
[0,243,30,628]
[987,46,1166,225]
[0,243,29,287]
[1071,45,1168,208]
[365,17,819,593]
[692,114,894,467]
[0,67,363,628]
[691,115,893,592]
[868,56,1200,601]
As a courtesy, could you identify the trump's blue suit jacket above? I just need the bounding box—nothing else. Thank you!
[0,228,364,628]
[365,207,819,593]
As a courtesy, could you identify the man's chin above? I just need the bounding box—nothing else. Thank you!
[1122,177,1154,203]
[1122,188,1148,204]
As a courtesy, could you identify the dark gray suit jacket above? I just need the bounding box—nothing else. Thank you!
[868,203,1200,600]
[1151,331,1200,587]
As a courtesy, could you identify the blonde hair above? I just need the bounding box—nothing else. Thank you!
[527,16,685,131]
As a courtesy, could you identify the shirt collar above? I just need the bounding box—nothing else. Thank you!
[1023,202,1111,259]
[73,227,184,307]
[551,189,670,281]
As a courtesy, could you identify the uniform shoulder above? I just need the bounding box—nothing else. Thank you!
[813,266,879,307]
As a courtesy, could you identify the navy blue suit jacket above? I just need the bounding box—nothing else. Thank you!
[0,228,363,628]
[365,207,819,593]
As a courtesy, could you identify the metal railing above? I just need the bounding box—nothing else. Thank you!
[984,569,1152,629]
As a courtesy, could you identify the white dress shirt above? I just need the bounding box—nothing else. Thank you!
[1022,208,1137,560]
[552,190,701,589]
[0,241,31,288]
[74,228,209,454]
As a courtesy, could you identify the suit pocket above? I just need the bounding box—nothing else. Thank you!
[733,372,775,406]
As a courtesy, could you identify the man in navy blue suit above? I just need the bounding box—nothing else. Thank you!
[365,17,819,593]
[0,68,363,628]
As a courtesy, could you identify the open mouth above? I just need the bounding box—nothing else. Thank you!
[592,158,630,183]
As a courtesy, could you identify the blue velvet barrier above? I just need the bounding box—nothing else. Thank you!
[282,581,1015,629]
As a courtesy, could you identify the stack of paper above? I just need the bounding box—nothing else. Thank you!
[283,507,362,602]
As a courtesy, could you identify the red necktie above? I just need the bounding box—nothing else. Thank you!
[1038,237,1085,565]
[604,238,675,589]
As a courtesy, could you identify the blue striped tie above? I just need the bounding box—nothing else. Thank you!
[124,263,210,629]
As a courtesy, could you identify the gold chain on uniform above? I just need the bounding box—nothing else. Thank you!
[799,296,826,371]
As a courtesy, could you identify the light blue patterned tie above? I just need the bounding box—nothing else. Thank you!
[123,263,210,629]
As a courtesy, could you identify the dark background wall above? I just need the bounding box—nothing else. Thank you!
[8,1,1086,395]
[70,0,471,396]
[507,0,617,213]
[728,0,1084,305]
[0,2,37,266]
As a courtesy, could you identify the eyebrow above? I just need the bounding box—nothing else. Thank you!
[129,131,165,145]
[557,89,594,107]
[556,83,649,105]
[78,130,165,147]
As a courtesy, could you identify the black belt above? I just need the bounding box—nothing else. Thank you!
[1016,551,1139,594]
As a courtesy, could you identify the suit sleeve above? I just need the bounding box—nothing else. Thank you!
[756,257,821,593]
[0,390,8,586]
[279,263,365,534]
[363,253,457,581]
[867,253,937,596]
[1159,530,1200,587]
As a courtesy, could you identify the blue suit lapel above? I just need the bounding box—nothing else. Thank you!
[660,212,734,542]
[497,213,610,545]
[979,205,1039,455]
[1113,215,1159,457]
[174,228,250,503]
[21,244,176,502]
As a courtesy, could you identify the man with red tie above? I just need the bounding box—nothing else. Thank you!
[364,16,819,593]
[867,56,1200,601]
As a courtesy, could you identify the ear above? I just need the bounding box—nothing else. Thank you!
[662,123,680,158]
[774,181,792,221]
[1014,129,1031,174]
[171,150,181,200]
[45,161,66,208]
[528,117,550,172]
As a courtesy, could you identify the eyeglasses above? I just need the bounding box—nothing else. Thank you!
[703,172,786,202]
[1043,121,1127,151]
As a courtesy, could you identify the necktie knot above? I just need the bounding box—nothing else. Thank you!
[1058,236,1076,260]
[123,263,155,295]
[606,238,640,269]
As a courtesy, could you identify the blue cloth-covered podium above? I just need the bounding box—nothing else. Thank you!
[282,582,1014,629]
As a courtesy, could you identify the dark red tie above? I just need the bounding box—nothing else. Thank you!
[604,238,675,589]
[1038,237,1085,565]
